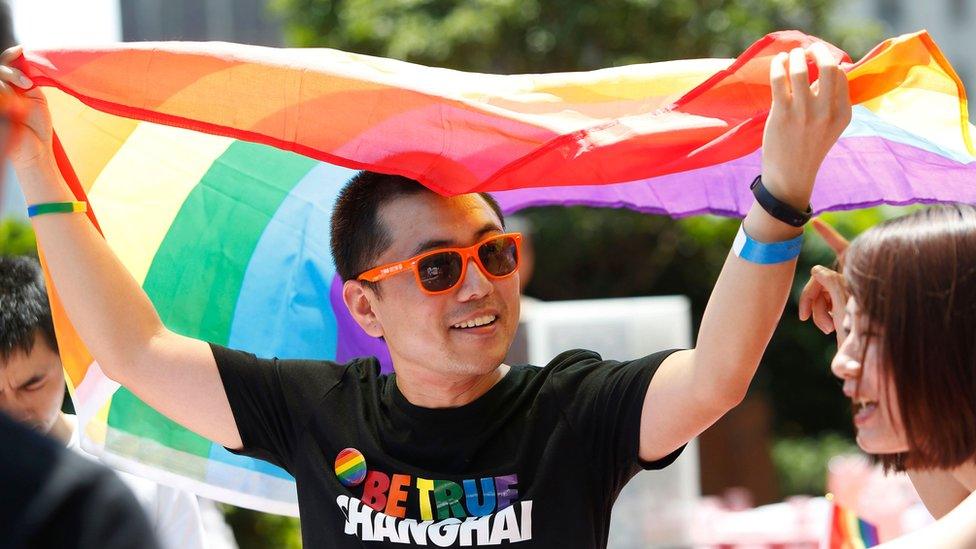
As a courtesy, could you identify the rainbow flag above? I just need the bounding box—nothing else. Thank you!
[20,30,974,514]
[827,501,880,548]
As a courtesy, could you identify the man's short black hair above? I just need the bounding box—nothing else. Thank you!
[0,255,58,362]
[329,171,505,285]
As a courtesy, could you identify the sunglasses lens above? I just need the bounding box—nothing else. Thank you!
[478,236,519,277]
[417,251,463,292]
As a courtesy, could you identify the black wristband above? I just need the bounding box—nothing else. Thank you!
[749,175,812,227]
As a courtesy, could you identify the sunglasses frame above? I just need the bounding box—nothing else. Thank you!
[357,232,522,295]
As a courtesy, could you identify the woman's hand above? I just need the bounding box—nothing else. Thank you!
[798,219,850,344]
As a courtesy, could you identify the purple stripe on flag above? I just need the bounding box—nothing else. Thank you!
[493,136,976,217]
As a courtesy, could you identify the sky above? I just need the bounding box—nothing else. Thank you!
[9,0,120,48]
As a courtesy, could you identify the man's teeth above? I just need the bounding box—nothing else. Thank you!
[452,315,497,329]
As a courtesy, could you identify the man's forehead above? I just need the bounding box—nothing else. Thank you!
[0,340,61,374]
[0,354,46,384]
[379,192,502,252]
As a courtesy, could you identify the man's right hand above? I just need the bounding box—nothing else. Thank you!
[0,44,243,451]
[0,45,55,170]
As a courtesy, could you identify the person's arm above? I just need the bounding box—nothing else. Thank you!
[877,486,976,548]
[638,44,852,461]
[0,46,242,450]
[907,469,971,520]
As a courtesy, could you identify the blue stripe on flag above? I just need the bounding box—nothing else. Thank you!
[228,162,357,360]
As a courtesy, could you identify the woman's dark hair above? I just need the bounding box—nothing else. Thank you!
[844,204,976,471]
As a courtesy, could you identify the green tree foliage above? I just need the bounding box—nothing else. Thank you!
[223,506,302,549]
[0,218,37,256]
[772,433,860,496]
[272,0,882,73]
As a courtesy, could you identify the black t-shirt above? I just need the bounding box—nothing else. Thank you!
[213,345,684,548]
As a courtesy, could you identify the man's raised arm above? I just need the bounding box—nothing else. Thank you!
[1,46,242,450]
[639,43,852,461]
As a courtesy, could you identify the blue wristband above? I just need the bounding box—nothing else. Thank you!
[732,224,803,264]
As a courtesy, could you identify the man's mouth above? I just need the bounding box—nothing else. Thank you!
[451,314,498,330]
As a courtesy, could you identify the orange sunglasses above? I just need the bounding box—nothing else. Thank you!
[358,232,522,295]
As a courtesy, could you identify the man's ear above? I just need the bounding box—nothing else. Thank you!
[342,280,384,338]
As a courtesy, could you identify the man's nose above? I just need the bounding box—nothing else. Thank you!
[456,258,493,301]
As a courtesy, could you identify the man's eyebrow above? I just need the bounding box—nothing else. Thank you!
[409,223,502,256]
[474,223,503,240]
[410,239,452,256]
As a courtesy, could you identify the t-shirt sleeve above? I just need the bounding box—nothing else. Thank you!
[548,348,685,489]
[210,343,345,471]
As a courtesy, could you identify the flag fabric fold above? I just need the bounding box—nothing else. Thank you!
[22,30,974,514]
[827,500,880,548]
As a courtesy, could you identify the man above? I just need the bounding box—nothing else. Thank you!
[0,255,211,549]
[0,42,851,547]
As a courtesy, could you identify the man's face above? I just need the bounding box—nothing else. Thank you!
[363,192,520,378]
[0,333,65,435]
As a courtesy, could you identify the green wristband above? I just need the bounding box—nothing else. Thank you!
[27,201,88,218]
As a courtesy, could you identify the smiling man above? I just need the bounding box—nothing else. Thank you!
[1,42,851,547]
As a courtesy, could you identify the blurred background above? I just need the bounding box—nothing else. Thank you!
[2,0,972,546]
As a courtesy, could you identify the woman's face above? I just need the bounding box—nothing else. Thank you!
[831,297,910,454]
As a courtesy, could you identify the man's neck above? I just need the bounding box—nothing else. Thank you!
[48,411,74,446]
[394,363,511,409]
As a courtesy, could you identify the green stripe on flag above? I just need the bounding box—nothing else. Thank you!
[143,140,318,342]
[107,140,318,453]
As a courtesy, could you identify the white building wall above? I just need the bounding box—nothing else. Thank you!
[120,0,283,46]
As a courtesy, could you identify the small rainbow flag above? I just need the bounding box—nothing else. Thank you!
[827,499,880,549]
[334,448,368,488]
[19,31,975,514]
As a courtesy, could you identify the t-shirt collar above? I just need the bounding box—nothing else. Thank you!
[388,366,515,424]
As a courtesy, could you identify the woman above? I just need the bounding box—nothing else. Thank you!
[800,205,976,547]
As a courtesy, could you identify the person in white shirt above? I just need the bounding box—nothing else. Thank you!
[0,255,225,549]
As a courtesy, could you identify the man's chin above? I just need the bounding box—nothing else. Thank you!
[449,349,508,374]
